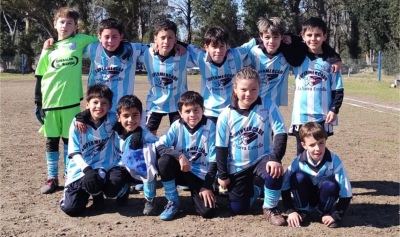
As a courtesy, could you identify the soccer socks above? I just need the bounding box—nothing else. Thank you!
[143,179,156,199]
[250,185,262,207]
[63,144,69,178]
[162,179,179,203]
[46,151,59,179]
[262,187,281,209]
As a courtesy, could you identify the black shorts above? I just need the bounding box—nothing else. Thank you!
[146,111,180,131]
[227,157,270,203]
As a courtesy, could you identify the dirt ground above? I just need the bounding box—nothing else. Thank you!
[0,76,399,237]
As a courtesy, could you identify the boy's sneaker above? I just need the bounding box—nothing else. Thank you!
[143,197,157,215]
[263,207,287,226]
[41,178,59,194]
[159,201,180,221]
[116,190,130,206]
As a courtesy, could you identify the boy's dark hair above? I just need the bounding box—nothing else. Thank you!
[116,95,143,115]
[54,7,79,24]
[204,27,229,46]
[301,17,328,35]
[98,18,124,35]
[299,122,328,142]
[178,91,204,111]
[154,19,177,36]
[86,85,113,105]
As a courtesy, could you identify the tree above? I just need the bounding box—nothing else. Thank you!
[192,0,241,46]
[169,0,195,43]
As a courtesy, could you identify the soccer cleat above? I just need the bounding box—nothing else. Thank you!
[263,208,287,226]
[116,189,130,206]
[298,210,311,226]
[159,201,180,221]
[135,183,144,191]
[41,178,59,194]
[143,197,157,215]
[177,185,189,191]
[92,194,105,211]
[218,186,228,196]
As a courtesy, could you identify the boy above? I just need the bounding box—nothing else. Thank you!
[113,95,159,215]
[281,122,352,228]
[141,19,194,135]
[245,17,342,108]
[187,27,257,123]
[288,17,344,155]
[155,91,217,220]
[35,7,98,194]
[59,85,118,216]
[84,18,149,113]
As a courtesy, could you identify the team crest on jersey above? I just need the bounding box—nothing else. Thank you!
[160,77,174,86]
[68,42,77,50]
[299,70,328,87]
[213,78,232,87]
[266,73,279,81]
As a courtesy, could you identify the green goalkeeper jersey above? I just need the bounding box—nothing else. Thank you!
[35,34,97,110]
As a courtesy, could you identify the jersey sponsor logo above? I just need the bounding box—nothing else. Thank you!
[160,77,173,86]
[232,126,265,150]
[212,77,232,87]
[82,137,110,157]
[51,56,79,69]
[182,146,207,162]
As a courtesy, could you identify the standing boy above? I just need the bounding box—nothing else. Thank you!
[84,18,149,113]
[187,27,257,123]
[35,7,98,194]
[141,19,194,135]
[282,122,352,228]
[289,17,344,155]
[246,17,342,108]
[155,91,217,220]
[60,85,117,216]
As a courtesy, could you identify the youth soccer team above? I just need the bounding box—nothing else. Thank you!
[34,6,352,228]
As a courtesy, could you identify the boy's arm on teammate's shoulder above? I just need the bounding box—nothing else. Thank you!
[280,34,308,67]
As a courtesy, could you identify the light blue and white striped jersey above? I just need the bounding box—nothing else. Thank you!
[245,45,290,107]
[291,56,343,125]
[155,118,216,180]
[139,47,195,113]
[187,39,257,117]
[66,112,118,186]
[216,99,287,174]
[113,127,159,167]
[282,149,352,198]
[84,42,148,112]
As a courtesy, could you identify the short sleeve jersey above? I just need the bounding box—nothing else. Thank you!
[187,39,256,117]
[282,149,352,198]
[216,99,287,174]
[155,118,216,180]
[35,34,98,110]
[66,112,117,186]
[291,54,343,125]
[84,42,148,112]
[139,47,195,113]
[245,44,290,107]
